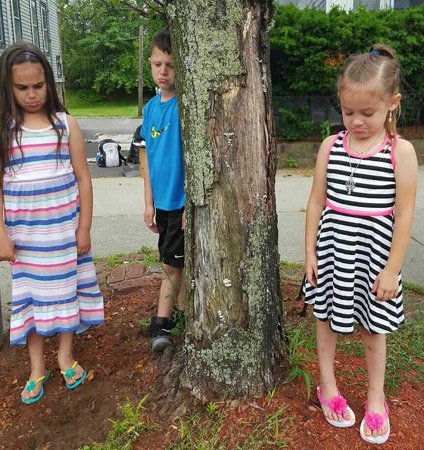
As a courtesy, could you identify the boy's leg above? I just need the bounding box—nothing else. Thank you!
[360,329,388,437]
[151,208,184,351]
[157,263,183,318]
[316,319,351,421]
[151,264,183,351]
[21,332,46,400]
[57,332,86,385]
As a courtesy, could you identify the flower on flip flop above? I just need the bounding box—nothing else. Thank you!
[365,412,385,431]
[329,395,347,415]
[64,367,76,379]
[26,380,36,392]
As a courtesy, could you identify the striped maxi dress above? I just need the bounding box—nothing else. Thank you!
[304,131,404,335]
[3,113,104,346]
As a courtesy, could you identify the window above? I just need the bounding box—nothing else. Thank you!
[11,0,23,42]
[0,4,5,46]
[56,55,63,78]
[30,0,40,47]
[40,1,51,55]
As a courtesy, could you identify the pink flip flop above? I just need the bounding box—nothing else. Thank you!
[360,401,390,445]
[317,386,356,428]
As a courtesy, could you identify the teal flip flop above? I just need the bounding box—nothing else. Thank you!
[21,369,51,405]
[61,361,87,390]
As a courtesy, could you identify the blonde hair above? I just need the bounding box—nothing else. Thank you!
[337,44,401,136]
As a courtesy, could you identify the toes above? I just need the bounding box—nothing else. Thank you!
[365,423,387,438]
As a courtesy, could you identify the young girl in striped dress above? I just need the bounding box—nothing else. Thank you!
[0,43,104,404]
[304,44,417,444]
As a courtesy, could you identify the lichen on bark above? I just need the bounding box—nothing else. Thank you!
[167,0,246,206]
[165,0,284,399]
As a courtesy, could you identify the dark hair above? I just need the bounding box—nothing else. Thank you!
[0,42,68,187]
[337,43,401,136]
[150,28,172,55]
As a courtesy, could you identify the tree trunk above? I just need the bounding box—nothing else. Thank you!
[166,0,284,399]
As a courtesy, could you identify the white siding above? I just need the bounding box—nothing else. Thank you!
[0,0,9,45]
[48,0,64,82]
[0,0,63,83]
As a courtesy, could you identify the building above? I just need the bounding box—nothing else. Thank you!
[278,0,424,12]
[0,0,64,97]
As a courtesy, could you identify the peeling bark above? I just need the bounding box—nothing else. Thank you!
[166,0,284,399]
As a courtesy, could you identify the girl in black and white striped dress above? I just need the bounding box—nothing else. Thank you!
[304,44,417,445]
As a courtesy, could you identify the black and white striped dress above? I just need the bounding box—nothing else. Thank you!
[304,131,404,335]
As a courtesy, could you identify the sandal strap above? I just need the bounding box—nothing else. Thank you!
[317,386,348,415]
[364,401,389,430]
[25,373,48,393]
[61,361,79,380]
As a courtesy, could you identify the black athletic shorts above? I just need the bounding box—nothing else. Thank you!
[156,207,184,268]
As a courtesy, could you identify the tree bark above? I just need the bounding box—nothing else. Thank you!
[166,0,284,400]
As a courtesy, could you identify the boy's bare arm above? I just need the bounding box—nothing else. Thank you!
[143,154,158,233]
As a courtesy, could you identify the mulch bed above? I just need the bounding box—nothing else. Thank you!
[0,264,423,449]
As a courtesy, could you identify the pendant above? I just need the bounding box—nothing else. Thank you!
[345,176,355,194]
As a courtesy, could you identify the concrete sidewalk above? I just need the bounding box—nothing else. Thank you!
[1,168,423,333]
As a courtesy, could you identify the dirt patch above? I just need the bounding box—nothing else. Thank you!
[0,265,423,449]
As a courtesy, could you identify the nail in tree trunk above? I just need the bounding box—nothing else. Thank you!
[165,0,285,399]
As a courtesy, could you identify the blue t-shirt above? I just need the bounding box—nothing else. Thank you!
[141,94,185,211]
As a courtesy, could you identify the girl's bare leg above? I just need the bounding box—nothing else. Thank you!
[21,332,45,400]
[57,332,85,384]
[316,320,351,421]
[360,329,388,437]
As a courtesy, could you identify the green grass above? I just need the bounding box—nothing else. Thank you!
[284,323,315,399]
[385,313,424,393]
[166,404,289,450]
[168,410,226,450]
[81,396,151,450]
[279,260,304,272]
[403,282,424,296]
[237,406,289,449]
[336,314,424,394]
[97,247,159,270]
[65,90,139,117]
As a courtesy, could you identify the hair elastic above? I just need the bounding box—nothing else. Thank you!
[19,50,39,58]
[369,49,381,56]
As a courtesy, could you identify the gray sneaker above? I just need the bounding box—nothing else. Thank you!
[149,316,173,352]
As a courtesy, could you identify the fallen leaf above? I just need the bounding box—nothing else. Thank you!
[86,369,95,381]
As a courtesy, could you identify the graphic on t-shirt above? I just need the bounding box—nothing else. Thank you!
[151,124,169,138]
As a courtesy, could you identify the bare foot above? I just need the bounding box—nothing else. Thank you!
[318,385,352,422]
[21,370,48,401]
[58,358,85,387]
[364,400,389,437]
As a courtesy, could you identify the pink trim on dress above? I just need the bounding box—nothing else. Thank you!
[326,200,393,217]
[390,135,398,170]
[326,132,343,162]
[343,131,389,159]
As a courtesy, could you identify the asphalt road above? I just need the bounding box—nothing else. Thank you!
[79,118,142,178]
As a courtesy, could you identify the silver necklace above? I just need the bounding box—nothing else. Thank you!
[345,156,362,194]
[345,132,385,195]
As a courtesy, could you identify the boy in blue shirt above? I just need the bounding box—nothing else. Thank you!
[141,29,185,352]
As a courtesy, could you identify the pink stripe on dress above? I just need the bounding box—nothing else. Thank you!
[326,200,393,217]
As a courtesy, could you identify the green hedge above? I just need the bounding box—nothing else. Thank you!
[270,5,424,99]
